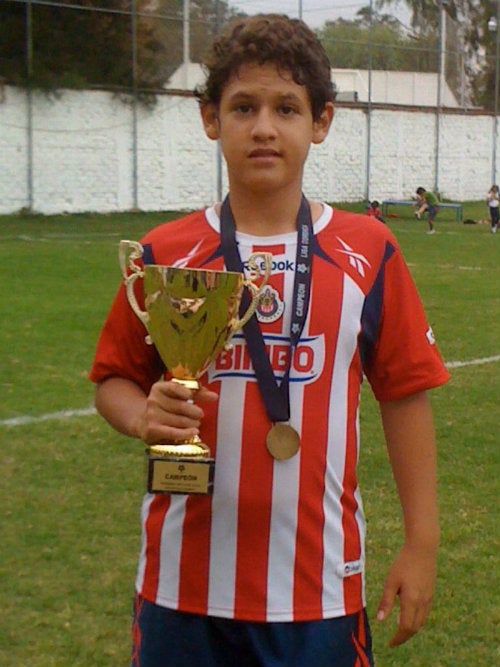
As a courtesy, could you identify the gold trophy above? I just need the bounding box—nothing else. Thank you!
[119,240,272,495]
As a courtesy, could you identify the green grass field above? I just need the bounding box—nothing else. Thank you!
[1,203,499,666]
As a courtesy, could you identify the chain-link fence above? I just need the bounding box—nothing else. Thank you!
[1,0,498,210]
[0,0,492,110]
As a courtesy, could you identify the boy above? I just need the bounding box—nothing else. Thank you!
[415,186,440,234]
[90,14,449,667]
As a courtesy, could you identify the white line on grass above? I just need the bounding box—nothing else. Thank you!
[1,232,122,242]
[407,262,483,271]
[445,354,500,369]
[0,406,97,427]
[1,355,499,428]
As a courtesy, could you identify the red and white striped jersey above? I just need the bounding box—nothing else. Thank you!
[90,204,449,622]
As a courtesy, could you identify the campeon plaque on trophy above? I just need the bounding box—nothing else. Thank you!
[119,240,272,495]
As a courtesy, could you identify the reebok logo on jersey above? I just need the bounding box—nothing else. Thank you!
[171,240,204,268]
[244,257,295,274]
[207,332,325,384]
[335,237,371,277]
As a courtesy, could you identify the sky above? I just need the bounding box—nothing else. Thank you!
[228,0,411,28]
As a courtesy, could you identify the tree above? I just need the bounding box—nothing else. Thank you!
[461,1,499,110]
[0,0,238,94]
[377,0,496,109]
[317,9,439,74]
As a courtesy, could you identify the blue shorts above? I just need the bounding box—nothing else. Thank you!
[427,204,439,221]
[131,594,374,667]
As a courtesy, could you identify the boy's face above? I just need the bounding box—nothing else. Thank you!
[201,62,333,197]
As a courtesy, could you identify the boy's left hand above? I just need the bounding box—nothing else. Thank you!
[376,542,437,647]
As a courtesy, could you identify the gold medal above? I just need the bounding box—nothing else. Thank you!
[266,423,300,460]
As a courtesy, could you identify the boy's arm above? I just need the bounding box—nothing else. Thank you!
[94,376,218,444]
[415,197,427,216]
[376,390,440,648]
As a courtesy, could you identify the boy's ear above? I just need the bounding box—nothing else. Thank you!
[312,102,334,145]
[200,103,220,140]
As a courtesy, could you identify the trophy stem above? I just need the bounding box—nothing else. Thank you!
[172,378,200,391]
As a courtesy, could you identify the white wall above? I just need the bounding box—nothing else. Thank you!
[0,85,496,214]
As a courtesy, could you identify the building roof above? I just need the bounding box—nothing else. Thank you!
[166,63,461,108]
[331,69,460,107]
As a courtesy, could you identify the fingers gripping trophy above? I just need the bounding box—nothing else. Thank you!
[119,240,272,495]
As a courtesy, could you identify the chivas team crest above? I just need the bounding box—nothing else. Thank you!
[256,285,285,323]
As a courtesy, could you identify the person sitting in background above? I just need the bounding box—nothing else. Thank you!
[365,200,385,223]
[486,184,499,233]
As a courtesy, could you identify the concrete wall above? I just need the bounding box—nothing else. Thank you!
[0,85,496,214]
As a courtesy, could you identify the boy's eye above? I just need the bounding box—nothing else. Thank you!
[235,103,253,114]
[279,105,295,116]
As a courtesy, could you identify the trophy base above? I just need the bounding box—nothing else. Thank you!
[146,444,215,495]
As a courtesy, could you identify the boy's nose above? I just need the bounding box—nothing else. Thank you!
[251,109,277,139]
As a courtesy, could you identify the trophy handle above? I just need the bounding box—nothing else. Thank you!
[233,251,273,330]
[118,240,150,330]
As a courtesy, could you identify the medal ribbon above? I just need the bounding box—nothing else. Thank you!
[220,195,313,423]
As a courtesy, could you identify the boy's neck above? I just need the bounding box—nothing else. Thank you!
[221,188,320,236]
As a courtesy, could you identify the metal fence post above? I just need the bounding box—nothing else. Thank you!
[365,0,373,203]
[488,2,500,185]
[434,1,447,196]
[131,0,139,210]
[26,0,34,211]
[215,0,223,202]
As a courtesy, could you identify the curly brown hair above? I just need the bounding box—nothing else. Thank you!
[195,14,336,121]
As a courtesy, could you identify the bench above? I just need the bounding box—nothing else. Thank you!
[381,199,463,222]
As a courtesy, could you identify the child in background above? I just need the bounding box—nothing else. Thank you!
[366,199,385,223]
[486,184,499,233]
[415,186,440,234]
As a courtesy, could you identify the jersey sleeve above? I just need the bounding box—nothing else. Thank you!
[89,210,221,394]
[88,280,165,395]
[362,242,450,402]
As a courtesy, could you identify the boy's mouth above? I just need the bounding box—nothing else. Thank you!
[248,149,281,158]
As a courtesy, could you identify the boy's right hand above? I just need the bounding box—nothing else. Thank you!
[137,380,218,446]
